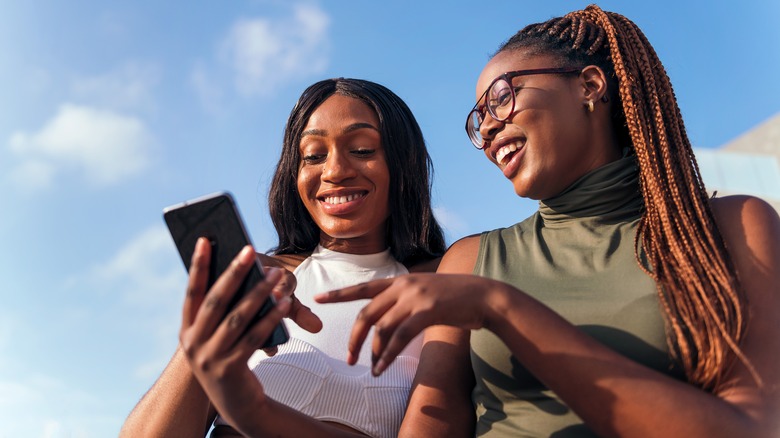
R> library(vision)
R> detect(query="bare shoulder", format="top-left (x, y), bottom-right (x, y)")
top-left (710, 195), bottom-right (780, 260)
top-left (407, 256), bottom-right (443, 273)
top-left (438, 234), bottom-right (482, 274)
top-left (403, 235), bottom-right (484, 273)
top-left (710, 194), bottom-right (780, 228)
top-left (710, 194), bottom-right (780, 327)
top-left (709, 198), bottom-right (780, 415)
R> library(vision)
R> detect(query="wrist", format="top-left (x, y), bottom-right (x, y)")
top-left (481, 279), bottom-right (514, 333)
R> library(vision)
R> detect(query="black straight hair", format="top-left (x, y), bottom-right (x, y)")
top-left (268, 78), bottom-right (446, 265)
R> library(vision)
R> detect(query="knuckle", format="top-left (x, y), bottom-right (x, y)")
top-left (227, 312), bottom-right (243, 329)
top-left (374, 324), bottom-right (390, 340)
top-left (395, 324), bottom-right (415, 341)
top-left (205, 295), bottom-right (222, 309)
top-left (185, 284), bottom-right (199, 298)
top-left (245, 332), bottom-right (263, 348)
top-left (179, 339), bottom-right (195, 359)
top-left (356, 307), bottom-right (371, 322)
top-left (194, 355), bottom-right (213, 373)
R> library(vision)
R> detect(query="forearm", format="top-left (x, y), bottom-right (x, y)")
top-left (223, 396), bottom-right (369, 438)
top-left (486, 283), bottom-right (764, 437)
top-left (119, 347), bottom-right (213, 438)
top-left (399, 327), bottom-right (475, 438)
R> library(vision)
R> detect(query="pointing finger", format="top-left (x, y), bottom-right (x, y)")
top-left (313, 278), bottom-right (393, 303)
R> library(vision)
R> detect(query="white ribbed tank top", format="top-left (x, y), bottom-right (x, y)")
top-left (214, 245), bottom-right (422, 438)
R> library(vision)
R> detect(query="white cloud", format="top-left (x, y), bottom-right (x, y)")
top-left (0, 313), bottom-right (21, 371)
top-left (6, 159), bottom-right (56, 191)
top-left (0, 380), bottom-right (39, 407)
top-left (0, 375), bottom-right (104, 438)
top-left (87, 225), bottom-right (185, 306)
top-left (433, 206), bottom-right (469, 238)
top-left (224, 4), bottom-right (330, 96)
top-left (71, 62), bottom-right (162, 112)
top-left (7, 104), bottom-right (155, 190)
top-left (194, 3), bottom-right (330, 103)
top-left (81, 225), bottom-right (185, 378)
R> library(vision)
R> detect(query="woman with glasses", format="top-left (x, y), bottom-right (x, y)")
top-left (119, 78), bottom-right (446, 437)
top-left (317, 5), bottom-right (780, 437)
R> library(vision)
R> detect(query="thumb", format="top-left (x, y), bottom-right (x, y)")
top-left (290, 297), bottom-right (323, 333)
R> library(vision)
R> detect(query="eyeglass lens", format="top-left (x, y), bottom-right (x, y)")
top-left (467, 109), bottom-right (484, 148)
top-left (467, 77), bottom-right (515, 149)
top-left (488, 79), bottom-right (514, 121)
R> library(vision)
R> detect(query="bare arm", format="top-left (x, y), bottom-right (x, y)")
top-left (479, 195), bottom-right (780, 437)
top-left (178, 239), bottom-right (380, 437)
top-left (400, 239), bottom-right (478, 437)
top-left (118, 347), bottom-right (215, 437)
top-left (318, 196), bottom-right (780, 437)
top-left (119, 251), bottom-right (313, 437)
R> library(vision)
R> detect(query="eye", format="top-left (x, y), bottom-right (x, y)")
top-left (351, 148), bottom-right (376, 157)
top-left (301, 153), bottom-right (326, 164)
top-left (491, 89), bottom-right (513, 108)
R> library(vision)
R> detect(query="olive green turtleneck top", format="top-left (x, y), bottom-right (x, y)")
top-left (471, 156), bottom-right (683, 437)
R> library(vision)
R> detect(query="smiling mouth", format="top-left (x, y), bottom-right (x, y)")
top-left (495, 139), bottom-right (525, 166)
top-left (319, 192), bottom-right (367, 205)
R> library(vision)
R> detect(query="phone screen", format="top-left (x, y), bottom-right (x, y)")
top-left (163, 192), bottom-right (288, 348)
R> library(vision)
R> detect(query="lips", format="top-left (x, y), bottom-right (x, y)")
top-left (316, 189), bottom-right (369, 214)
top-left (319, 191), bottom-right (367, 205)
top-left (491, 137), bottom-right (526, 167)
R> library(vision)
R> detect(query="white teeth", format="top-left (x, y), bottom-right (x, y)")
top-left (496, 143), bottom-right (519, 165)
top-left (323, 193), bottom-right (363, 205)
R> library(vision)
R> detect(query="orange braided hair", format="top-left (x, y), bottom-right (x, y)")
top-left (498, 4), bottom-right (757, 391)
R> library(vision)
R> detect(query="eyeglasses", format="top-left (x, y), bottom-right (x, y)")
top-left (465, 67), bottom-right (581, 149)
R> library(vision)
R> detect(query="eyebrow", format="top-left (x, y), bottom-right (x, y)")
top-left (301, 122), bottom-right (379, 138)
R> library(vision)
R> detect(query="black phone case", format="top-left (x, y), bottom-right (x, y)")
top-left (163, 192), bottom-right (288, 348)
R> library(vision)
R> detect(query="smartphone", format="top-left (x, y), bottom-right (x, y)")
top-left (163, 191), bottom-right (288, 348)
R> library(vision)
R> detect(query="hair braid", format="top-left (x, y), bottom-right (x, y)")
top-left (499, 4), bottom-right (756, 391)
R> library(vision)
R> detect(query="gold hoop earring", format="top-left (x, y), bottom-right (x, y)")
top-left (586, 100), bottom-right (594, 113)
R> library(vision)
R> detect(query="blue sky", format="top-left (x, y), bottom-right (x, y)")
top-left (1, 1), bottom-right (778, 436)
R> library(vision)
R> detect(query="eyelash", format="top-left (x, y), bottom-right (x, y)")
top-left (301, 148), bottom-right (376, 164)
top-left (351, 148), bottom-right (374, 156)
top-left (302, 154), bottom-right (325, 164)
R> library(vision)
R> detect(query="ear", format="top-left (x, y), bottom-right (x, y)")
top-left (579, 65), bottom-right (609, 103)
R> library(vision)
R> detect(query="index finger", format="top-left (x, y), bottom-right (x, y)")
top-left (182, 237), bottom-right (211, 329)
top-left (313, 278), bottom-right (393, 303)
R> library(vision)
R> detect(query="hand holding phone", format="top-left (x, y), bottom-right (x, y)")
top-left (163, 191), bottom-right (289, 348)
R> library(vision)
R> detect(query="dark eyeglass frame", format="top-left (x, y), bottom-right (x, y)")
top-left (465, 67), bottom-right (581, 149)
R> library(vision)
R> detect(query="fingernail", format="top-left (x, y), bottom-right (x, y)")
top-left (240, 245), bottom-right (254, 260)
top-left (372, 359), bottom-right (386, 376)
top-left (277, 296), bottom-right (292, 312)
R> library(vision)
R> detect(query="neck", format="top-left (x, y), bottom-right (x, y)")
top-left (318, 233), bottom-right (388, 255)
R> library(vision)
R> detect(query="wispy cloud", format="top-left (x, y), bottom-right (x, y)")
top-left (82, 225), bottom-right (186, 378)
top-left (192, 2), bottom-right (330, 107)
top-left (433, 206), bottom-right (469, 241)
top-left (7, 103), bottom-right (155, 190)
top-left (71, 62), bottom-right (162, 112)
top-left (0, 374), bottom-right (106, 438)
top-left (86, 225), bottom-right (184, 306)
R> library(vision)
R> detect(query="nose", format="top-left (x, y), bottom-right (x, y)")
top-left (321, 150), bottom-right (357, 183)
top-left (479, 113), bottom-right (505, 146)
